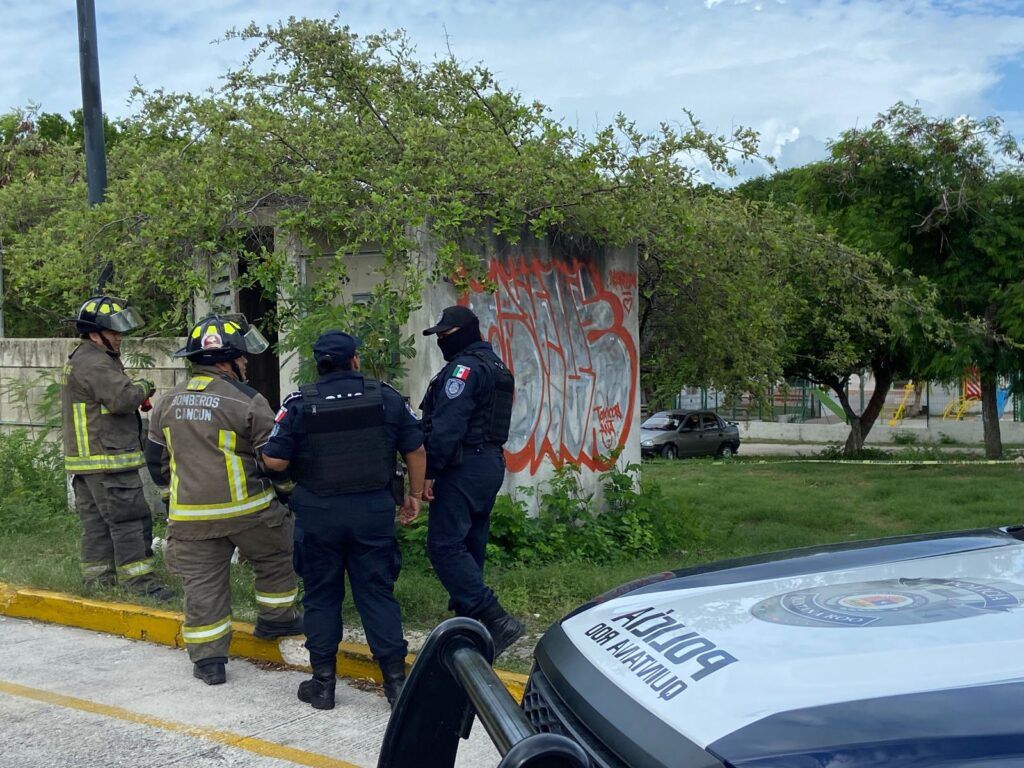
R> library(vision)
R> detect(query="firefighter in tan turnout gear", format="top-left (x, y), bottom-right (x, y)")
top-left (146, 314), bottom-right (303, 685)
top-left (61, 296), bottom-right (172, 600)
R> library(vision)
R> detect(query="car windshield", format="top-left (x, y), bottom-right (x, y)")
top-left (641, 416), bottom-right (680, 431)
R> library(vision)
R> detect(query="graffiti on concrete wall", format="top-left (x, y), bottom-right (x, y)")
top-left (468, 255), bottom-right (638, 474)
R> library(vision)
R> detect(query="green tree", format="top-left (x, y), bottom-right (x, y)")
top-left (0, 18), bottom-right (760, 384)
top-left (740, 104), bottom-right (1024, 455)
top-left (637, 193), bottom-right (807, 406)
top-left (0, 109), bottom-right (93, 337)
top-left (816, 104), bottom-right (1024, 457)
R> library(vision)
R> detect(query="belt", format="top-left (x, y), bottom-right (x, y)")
top-left (462, 441), bottom-right (504, 451)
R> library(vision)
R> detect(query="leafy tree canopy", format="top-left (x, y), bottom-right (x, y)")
top-left (0, 17), bottom-right (761, 382)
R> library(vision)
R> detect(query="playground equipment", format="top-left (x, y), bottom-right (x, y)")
top-left (943, 368), bottom-right (981, 421)
top-left (888, 381), bottom-right (915, 426)
top-left (942, 397), bottom-right (972, 420)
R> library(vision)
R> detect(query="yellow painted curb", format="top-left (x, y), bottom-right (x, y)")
top-left (0, 582), bottom-right (528, 701)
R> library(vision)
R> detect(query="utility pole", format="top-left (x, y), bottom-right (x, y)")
top-left (76, 0), bottom-right (107, 206)
top-left (0, 246), bottom-right (5, 338)
top-left (76, 0), bottom-right (115, 291)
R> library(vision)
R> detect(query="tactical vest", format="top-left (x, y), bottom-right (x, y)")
top-left (422, 349), bottom-right (514, 446)
top-left (466, 349), bottom-right (515, 445)
top-left (292, 379), bottom-right (395, 494)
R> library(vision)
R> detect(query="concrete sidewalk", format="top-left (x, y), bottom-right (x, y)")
top-left (0, 616), bottom-right (501, 768)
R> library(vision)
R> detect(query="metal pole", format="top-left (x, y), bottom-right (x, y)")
top-left (448, 645), bottom-right (534, 756)
top-left (0, 247), bottom-right (5, 338)
top-left (76, 0), bottom-right (107, 205)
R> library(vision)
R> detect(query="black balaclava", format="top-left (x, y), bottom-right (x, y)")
top-left (437, 320), bottom-right (482, 361)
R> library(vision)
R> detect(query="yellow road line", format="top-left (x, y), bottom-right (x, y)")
top-left (0, 679), bottom-right (361, 768)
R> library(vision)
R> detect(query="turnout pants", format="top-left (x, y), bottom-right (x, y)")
top-left (301, 507), bottom-right (407, 669)
top-left (426, 446), bottom-right (506, 618)
top-left (73, 470), bottom-right (157, 592)
top-left (165, 515), bottom-right (299, 663)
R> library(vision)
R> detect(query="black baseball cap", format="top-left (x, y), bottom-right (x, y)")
top-left (423, 305), bottom-right (479, 336)
top-left (313, 330), bottom-right (361, 363)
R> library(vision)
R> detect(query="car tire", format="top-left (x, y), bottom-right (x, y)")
top-left (716, 443), bottom-right (735, 459)
top-left (661, 444), bottom-right (677, 460)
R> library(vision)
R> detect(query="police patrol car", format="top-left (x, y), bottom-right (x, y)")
top-left (518, 526), bottom-right (1024, 767)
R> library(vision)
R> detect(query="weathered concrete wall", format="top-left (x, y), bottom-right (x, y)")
top-left (741, 419), bottom-right (1024, 445)
top-left (0, 338), bottom-right (188, 434)
top-left (404, 232), bottom-right (641, 501)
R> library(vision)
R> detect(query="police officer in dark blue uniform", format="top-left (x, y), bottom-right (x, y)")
top-left (420, 305), bottom-right (524, 658)
top-left (261, 331), bottom-right (426, 711)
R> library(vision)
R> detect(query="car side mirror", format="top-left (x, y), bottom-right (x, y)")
top-left (679, 426), bottom-right (692, 433)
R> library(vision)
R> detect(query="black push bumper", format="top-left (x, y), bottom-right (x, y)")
top-left (378, 617), bottom-right (589, 768)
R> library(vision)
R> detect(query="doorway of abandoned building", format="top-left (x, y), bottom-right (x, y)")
top-left (238, 228), bottom-right (281, 409)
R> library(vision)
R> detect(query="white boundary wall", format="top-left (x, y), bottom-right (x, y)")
top-left (741, 419), bottom-right (1024, 445)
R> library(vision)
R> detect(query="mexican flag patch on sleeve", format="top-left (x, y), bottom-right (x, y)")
top-left (452, 364), bottom-right (471, 380)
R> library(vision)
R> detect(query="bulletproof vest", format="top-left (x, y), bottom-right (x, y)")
top-left (291, 379), bottom-right (395, 494)
top-left (420, 379), bottom-right (438, 440)
top-left (466, 349), bottom-right (515, 445)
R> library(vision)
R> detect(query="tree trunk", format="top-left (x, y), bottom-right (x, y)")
top-left (911, 381), bottom-right (924, 416)
top-left (839, 365), bottom-right (893, 456)
top-left (980, 367), bottom-right (1003, 459)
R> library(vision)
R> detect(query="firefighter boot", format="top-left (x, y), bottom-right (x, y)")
top-left (254, 613), bottom-right (305, 640)
top-left (297, 663), bottom-right (336, 710)
top-left (132, 581), bottom-right (176, 603)
top-left (479, 603), bottom-right (525, 660)
top-left (380, 658), bottom-right (406, 710)
top-left (193, 657), bottom-right (227, 686)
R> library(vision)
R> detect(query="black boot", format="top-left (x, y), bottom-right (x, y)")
top-left (133, 582), bottom-right (175, 603)
top-left (297, 663), bottom-right (336, 710)
top-left (478, 603), bottom-right (525, 660)
top-left (254, 613), bottom-right (304, 640)
top-left (379, 658), bottom-right (406, 710)
top-left (193, 658), bottom-right (227, 686)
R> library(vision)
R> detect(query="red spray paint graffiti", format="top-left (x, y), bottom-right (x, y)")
top-left (609, 269), bottom-right (638, 314)
top-left (466, 255), bottom-right (638, 474)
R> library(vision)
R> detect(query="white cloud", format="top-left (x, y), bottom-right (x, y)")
top-left (1, 0), bottom-right (1022, 178)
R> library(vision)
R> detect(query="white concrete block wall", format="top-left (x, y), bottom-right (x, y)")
top-left (0, 338), bottom-right (187, 435)
top-left (740, 419), bottom-right (1024, 445)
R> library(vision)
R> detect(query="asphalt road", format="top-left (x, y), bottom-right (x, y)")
top-left (0, 616), bottom-right (501, 768)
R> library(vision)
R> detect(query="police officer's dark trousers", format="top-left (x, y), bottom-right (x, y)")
top-left (427, 444), bottom-right (505, 617)
top-left (300, 504), bottom-right (407, 669)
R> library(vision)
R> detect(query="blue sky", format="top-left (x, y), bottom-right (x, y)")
top-left (2, 0), bottom-right (1022, 180)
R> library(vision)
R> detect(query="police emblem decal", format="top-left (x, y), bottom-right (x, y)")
top-left (445, 378), bottom-right (466, 399)
top-left (751, 577), bottom-right (1024, 628)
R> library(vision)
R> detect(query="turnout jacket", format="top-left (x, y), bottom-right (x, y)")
top-left (146, 366), bottom-right (282, 540)
top-left (61, 341), bottom-right (148, 475)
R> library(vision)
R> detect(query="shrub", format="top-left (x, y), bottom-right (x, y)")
top-left (817, 445), bottom-right (892, 461)
top-left (398, 453), bottom-right (702, 568)
top-left (402, 457), bottom-right (697, 569)
top-left (893, 431), bottom-right (919, 445)
top-left (0, 430), bottom-right (69, 535)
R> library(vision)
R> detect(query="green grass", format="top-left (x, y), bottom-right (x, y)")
top-left (3, 454), bottom-right (1022, 674)
top-left (644, 458), bottom-right (1021, 558)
